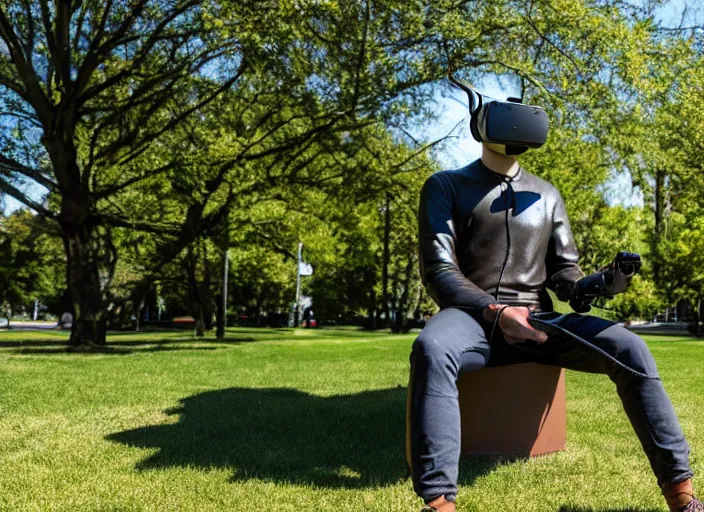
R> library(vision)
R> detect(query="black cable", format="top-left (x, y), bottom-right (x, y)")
top-left (490, 305), bottom-right (510, 342)
top-left (494, 179), bottom-right (512, 301)
top-left (528, 315), bottom-right (659, 379)
top-left (486, 177), bottom-right (513, 343)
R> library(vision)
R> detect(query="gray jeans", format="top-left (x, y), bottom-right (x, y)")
top-left (406, 308), bottom-right (693, 503)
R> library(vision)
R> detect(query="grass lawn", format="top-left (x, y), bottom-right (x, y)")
top-left (0, 328), bottom-right (702, 511)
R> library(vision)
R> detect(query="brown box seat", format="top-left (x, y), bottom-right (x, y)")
top-left (457, 363), bottom-right (566, 457)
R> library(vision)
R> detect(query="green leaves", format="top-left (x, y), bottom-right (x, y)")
top-left (1, 0), bottom-right (702, 328)
top-left (0, 210), bottom-right (64, 316)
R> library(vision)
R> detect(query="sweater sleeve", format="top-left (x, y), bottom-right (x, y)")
top-left (418, 173), bottom-right (498, 312)
top-left (546, 192), bottom-right (584, 301)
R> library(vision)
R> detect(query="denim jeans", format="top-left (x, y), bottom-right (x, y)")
top-left (406, 308), bottom-right (693, 503)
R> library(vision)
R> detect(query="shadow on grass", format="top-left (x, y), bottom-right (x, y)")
top-left (0, 339), bottom-right (68, 348)
top-left (107, 386), bottom-right (504, 489)
top-left (8, 345), bottom-right (226, 355)
top-left (0, 336), bottom-right (259, 355)
top-left (558, 508), bottom-right (663, 512)
top-left (0, 328), bottom-right (392, 355)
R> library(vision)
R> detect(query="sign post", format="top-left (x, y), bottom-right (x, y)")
top-left (295, 242), bottom-right (303, 327)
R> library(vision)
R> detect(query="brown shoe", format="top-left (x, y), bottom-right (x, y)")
top-left (421, 495), bottom-right (456, 512)
top-left (663, 479), bottom-right (701, 511)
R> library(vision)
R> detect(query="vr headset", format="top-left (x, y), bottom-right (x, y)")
top-left (448, 74), bottom-right (549, 155)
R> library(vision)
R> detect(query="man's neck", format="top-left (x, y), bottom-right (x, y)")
top-left (481, 146), bottom-right (520, 177)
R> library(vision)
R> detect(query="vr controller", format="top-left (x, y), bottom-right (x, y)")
top-left (569, 252), bottom-right (642, 313)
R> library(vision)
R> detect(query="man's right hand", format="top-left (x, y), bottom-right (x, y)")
top-left (483, 304), bottom-right (549, 345)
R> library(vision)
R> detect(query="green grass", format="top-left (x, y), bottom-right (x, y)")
top-left (0, 328), bottom-right (702, 511)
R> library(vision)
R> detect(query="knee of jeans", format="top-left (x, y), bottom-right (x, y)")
top-left (606, 327), bottom-right (660, 378)
top-left (411, 333), bottom-right (457, 377)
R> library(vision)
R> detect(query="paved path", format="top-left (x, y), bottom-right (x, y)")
top-left (1, 321), bottom-right (62, 331)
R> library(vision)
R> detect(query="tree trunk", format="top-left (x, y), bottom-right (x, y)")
top-left (202, 243), bottom-right (214, 331)
top-left (216, 295), bottom-right (224, 337)
top-left (381, 192), bottom-right (391, 328)
top-left (51, 130), bottom-right (108, 346)
top-left (135, 297), bottom-right (145, 332)
top-left (203, 299), bottom-right (214, 331)
top-left (63, 223), bottom-right (107, 346)
top-left (392, 256), bottom-right (414, 334)
top-left (185, 247), bottom-right (206, 337)
top-left (216, 248), bottom-right (229, 339)
top-left (652, 170), bottom-right (666, 287)
top-left (194, 304), bottom-right (206, 337)
top-left (366, 266), bottom-right (377, 330)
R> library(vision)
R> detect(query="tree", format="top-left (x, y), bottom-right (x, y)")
top-left (0, 209), bottom-right (64, 323)
top-left (0, 0), bottom-right (440, 344)
top-left (0, 0), bottom-right (252, 344)
top-left (644, 56), bottom-right (704, 330)
top-left (292, 125), bottom-right (439, 330)
top-left (594, 24), bottom-right (702, 317)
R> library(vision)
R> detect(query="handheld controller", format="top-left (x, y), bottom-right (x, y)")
top-left (569, 252), bottom-right (642, 313)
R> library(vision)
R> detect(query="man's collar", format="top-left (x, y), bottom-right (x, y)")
top-left (476, 158), bottom-right (523, 182)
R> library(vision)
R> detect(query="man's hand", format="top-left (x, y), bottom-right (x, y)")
top-left (483, 304), bottom-right (549, 345)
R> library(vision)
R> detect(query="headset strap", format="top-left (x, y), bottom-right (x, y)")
top-left (447, 72), bottom-right (482, 116)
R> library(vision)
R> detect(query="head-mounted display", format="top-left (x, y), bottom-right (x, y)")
top-left (448, 74), bottom-right (549, 156)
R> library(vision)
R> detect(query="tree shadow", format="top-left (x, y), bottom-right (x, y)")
top-left (558, 508), bottom-right (663, 512)
top-left (0, 329), bottom-right (376, 352)
top-left (107, 386), bottom-right (503, 489)
top-left (0, 339), bottom-right (69, 348)
top-left (0, 336), bottom-right (258, 355)
top-left (225, 328), bottom-right (287, 335)
top-left (7, 344), bottom-right (226, 355)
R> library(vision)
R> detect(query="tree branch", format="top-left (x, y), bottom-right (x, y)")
top-left (0, 105), bottom-right (42, 127)
top-left (75, 0), bottom-right (150, 95)
top-left (54, 0), bottom-right (72, 89)
top-left (20, 0), bottom-right (35, 58)
top-left (464, 58), bottom-right (557, 103)
top-left (249, 231), bottom-right (297, 260)
top-left (0, 75), bottom-right (32, 104)
top-left (96, 57), bottom-right (247, 169)
top-left (78, 1), bottom-right (201, 103)
top-left (0, 178), bottom-right (53, 216)
top-left (94, 162), bottom-right (177, 199)
top-left (522, 14), bottom-right (582, 77)
top-left (98, 213), bottom-right (181, 236)
top-left (390, 122), bottom-right (462, 172)
top-left (0, 153), bottom-right (58, 191)
top-left (0, 6), bottom-right (52, 124)
top-left (243, 115), bottom-right (349, 162)
top-left (72, 0), bottom-right (90, 57)
top-left (38, 0), bottom-right (58, 81)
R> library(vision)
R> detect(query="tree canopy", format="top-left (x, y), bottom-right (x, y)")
top-left (2, 0), bottom-right (703, 340)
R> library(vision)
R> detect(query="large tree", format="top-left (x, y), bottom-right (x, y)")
top-left (0, 0), bottom-right (443, 344)
top-left (0, 0), bottom-right (255, 344)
